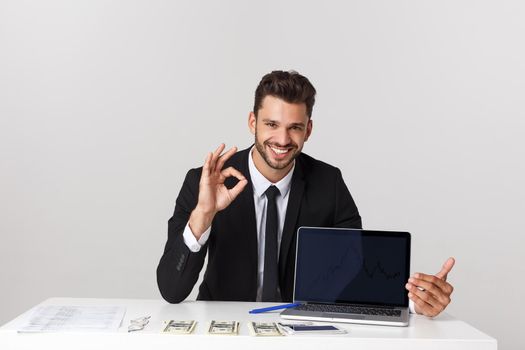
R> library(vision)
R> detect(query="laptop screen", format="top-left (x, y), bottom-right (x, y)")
top-left (294, 227), bottom-right (410, 307)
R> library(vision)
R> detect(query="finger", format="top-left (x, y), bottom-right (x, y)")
top-left (414, 283), bottom-right (450, 312)
top-left (436, 257), bottom-right (456, 281)
top-left (408, 291), bottom-right (440, 317)
top-left (201, 152), bottom-right (213, 177)
top-left (406, 283), bottom-right (444, 315)
top-left (215, 146), bottom-right (238, 173)
top-left (209, 143), bottom-right (226, 172)
top-left (220, 166), bottom-right (246, 181)
top-left (408, 291), bottom-right (433, 316)
top-left (407, 279), bottom-right (451, 306)
top-left (411, 273), bottom-right (454, 297)
top-left (410, 273), bottom-right (449, 293)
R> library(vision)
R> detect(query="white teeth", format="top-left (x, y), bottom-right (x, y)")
top-left (270, 146), bottom-right (289, 154)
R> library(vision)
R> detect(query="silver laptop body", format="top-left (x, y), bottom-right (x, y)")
top-left (281, 227), bottom-right (411, 327)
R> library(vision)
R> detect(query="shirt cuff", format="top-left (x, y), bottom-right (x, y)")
top-left (182, 223), bottom-right (211, 252)
top-left (409, 299), bottom-right (416, 314)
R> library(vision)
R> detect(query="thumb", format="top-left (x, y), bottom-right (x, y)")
top-left (436, 257), bottom-right (456, 281)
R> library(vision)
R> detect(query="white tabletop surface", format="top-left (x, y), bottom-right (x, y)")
top-left (0, 297), bottom-right (497, 350)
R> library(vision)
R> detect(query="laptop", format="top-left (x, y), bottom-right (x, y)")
top-left (281, 227), bottom-right (411, 327)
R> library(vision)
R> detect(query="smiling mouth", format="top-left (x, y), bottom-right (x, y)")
top-left (267, 145), bottom-right (295, 159)
top-left (270, 146), bottom-right (290, 154)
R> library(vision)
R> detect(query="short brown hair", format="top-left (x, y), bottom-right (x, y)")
top-left (253, 70), bottom-right (316, 118)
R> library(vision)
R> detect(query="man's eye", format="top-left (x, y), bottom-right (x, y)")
top-left (266, 123), bottom-right (277, 128)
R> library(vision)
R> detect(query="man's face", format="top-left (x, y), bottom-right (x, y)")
top-left (249, 95), bottom-right (312, 174)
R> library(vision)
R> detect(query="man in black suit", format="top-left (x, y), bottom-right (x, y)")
top-left (157, 70), bottom-right (455, 317)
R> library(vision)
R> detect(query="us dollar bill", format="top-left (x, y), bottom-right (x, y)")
top-left (208, 320), bottom-right (239, 335)
top-left (162, 320), bottom-right (196, 334)
top-left (247, 322), bottom-right (283, 336)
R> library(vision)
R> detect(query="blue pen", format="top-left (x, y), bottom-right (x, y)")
top-left (249, 303), bottom-right (301, 314)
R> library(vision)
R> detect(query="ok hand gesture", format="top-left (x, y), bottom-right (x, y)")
top-left (188, 144), bottom-right (248, 239)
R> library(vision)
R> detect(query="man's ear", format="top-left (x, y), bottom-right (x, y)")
top-left (304, 119), bottom-right (313, 141)
top-left (248, 112), bottom-right (256, 135)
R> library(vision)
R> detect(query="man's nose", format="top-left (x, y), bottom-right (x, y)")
top-left (274, 127), bottom-right (291, 146)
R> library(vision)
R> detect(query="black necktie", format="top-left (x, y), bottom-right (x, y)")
top-left (262, 185), bottom-right (280, 302)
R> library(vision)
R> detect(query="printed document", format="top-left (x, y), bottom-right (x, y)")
top-left (18, 305), bottom-right (126, 333)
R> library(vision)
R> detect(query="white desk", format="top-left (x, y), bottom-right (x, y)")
top-left (0, 297), bottom-right (497, 350)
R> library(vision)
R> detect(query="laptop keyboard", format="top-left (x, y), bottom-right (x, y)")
top-left (296, 303), bottom-right (402, 317)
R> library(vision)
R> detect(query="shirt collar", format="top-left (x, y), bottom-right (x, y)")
top-left (248, 146), bottom-right (294, 198)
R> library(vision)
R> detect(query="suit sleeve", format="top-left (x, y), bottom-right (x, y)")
top-left (333, 168), bottom-right (363, 229)
top-left (156, 168), bottom-right (208, 303)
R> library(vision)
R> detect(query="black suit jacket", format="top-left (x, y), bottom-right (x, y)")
top-left (157, 147), bottom-right (362, 303)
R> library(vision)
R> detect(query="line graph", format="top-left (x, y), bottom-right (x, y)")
top-left (362, 259), bottom-right (401, 280)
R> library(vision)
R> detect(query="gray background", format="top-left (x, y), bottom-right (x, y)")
top-left (1, 0), bottom-right (523, 349)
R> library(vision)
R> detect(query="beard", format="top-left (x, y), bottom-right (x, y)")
top-left (254, 130), bottom-right (301, 170)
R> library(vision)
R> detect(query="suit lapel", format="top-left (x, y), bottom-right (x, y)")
top-left (279, 159), bottom-right (305, 280)
top-left (235, 147), bottom-right (259, 272)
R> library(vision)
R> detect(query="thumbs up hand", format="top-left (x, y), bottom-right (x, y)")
top-left (405, 257), bottom-right (456, 317)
